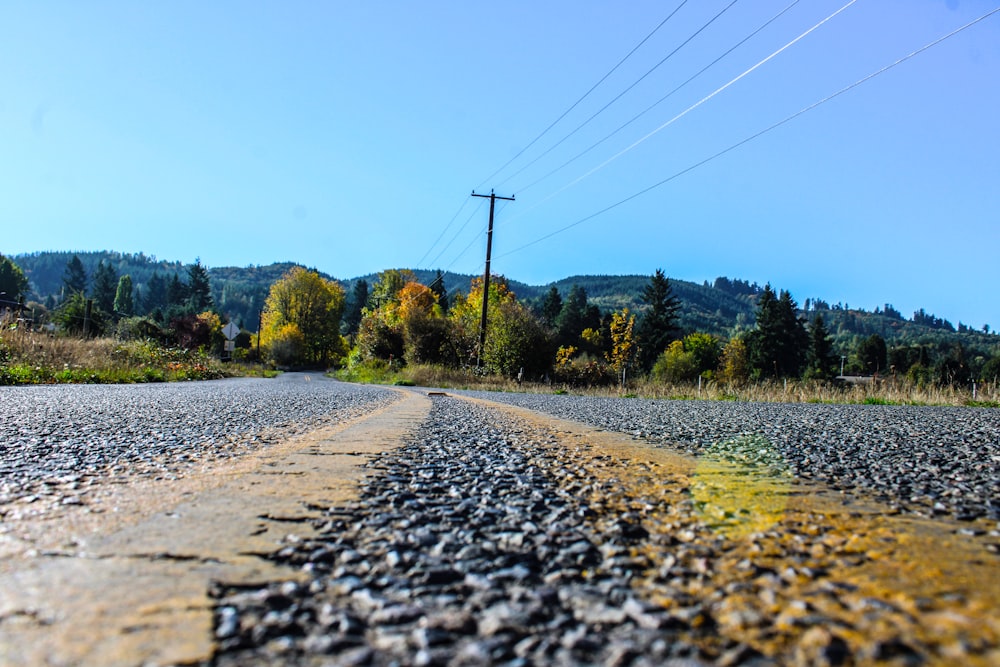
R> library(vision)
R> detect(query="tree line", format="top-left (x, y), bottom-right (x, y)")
top-left (4, 252), bottom-right (997, 387)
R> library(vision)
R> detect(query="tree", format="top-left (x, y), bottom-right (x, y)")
top-left (342, 279), bottom-right (368, 337)
top-left (91, 261), bottom-right (118, 313)
top-left (166, 272), bottom-right (187, 310)
top-left (541, 286), bottom-right (563, 329)
top-left (260, 267), bottom-right (347, 367)
top-left (430, 270), bottom-right (449, 314)
top-left (186, 259), bottom-right (213, 312)
top-left (605, 308), bottom-right (638, 384)
top-left (56, 291), bottom-right (105, 337)
top-left (114, 275), bottom-right (135, 316)
top-left (856, 333), bottom-right (887, 375)
top-left (652, 340), bottom-right (697, 383)
top-left (746, 285), bottom-right (809, 378)
top-left (637, 269), bottom-right (681, 371)
top-left (556, 285), bottom-right (598, 348)
top-left (144, 271), bottom-right (168, 315)
top-left (61, 255), bottom-right (88, 299)
top-left (717, 336), bottom-right (750, 385)
top-left (805, 314), bottom-right (837, 380)
top-left (683, 332), bottom-right (721, 378)
top-left (0, 254), bottom-right (29, 306)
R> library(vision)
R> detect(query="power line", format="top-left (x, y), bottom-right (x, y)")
top-left (498, 5), bottom-right (1000, 260)
top-left (511, 0), bottom-right (803, 195)
top-left (475, 0), bottom-right (690, 190)
top-left (425, 198), bottom-right (486, 269)
top-left (415, 196), bottom-right (473, 268)
top-left (497, 0), bottom-right (742, 191)
top-left (536, 0), bottom-right (858, 208)
top-left (499, 0), bottom-right (859, 227)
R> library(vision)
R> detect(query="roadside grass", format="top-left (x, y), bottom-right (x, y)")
top-left (333, 360), bottom-right (997, 408)
top-left (0, 324), bottom-right (240, 385)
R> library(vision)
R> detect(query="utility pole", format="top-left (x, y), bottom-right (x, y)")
top-left (471, 189), bottom-right (514, 368)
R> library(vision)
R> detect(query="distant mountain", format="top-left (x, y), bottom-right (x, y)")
top-left (11, 251), bottom-right (997, 356)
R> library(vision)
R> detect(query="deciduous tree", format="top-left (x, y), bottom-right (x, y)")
top-left (261, 267), bottom-right (347, 367)
top-left (0, 254), bottom-right (29, 306)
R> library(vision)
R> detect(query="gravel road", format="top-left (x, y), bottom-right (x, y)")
top-left (209, 391), bottom-right (1000, 666)
top-left (3, 379), bottom-right (999, 665)
top-left (457, 392), bottom-right (1000, 522)
top-left (0, 373), bottom-right (397, 507)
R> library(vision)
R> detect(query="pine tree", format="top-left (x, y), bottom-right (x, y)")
top-left (342, 279), bottom-right (368, 337)
top-left (91, 261), bottom-right (119, 313)
top-left (144, 271), bottom-right (168, 314)
top-left (430, 270), bottom-right (448, 313)
top-left (541, 286), bottom-right (562, 329)
top-left (805, 314), bottom-right (836, 380)
top-left (61, 255), bottom-right (88, 299)
top-left (556, 285), bottom-right (589, 348)
top-left (186, 259), bottom-right (213, 311)
top-left (0, 254), bottom-right (29, 305)
top-left (637, 269), bottom-right (681, 371)
top-left (746, 285), bottom-right (809, 378)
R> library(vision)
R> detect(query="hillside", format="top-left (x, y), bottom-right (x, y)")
top-left (11, 251), bottom-right (998, 359)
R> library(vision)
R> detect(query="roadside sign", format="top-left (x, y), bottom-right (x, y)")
top-left (223, 322), bottom-right (240, 340)
top-left (224, 340), bottom-right (236, 352)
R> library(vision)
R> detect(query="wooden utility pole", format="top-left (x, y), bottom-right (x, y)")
top-left (471, 189), bottom-right (514, 367)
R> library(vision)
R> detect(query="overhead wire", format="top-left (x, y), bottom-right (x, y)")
top-left (425, 197), bottom-right (487, 269)
top-left (415, 196), bottom-right (473, 268)
top-left (497, 5), bottom-right (1000, 259)
top-left (475, 0), bottom-right (690, 190)
top-left (511, 0), bottom-right (803, 196)
top-left (497, 0), bottom-right (742, 191)
top-left (498, 0), bottom-right (859, 227)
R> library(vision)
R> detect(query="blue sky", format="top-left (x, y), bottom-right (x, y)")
top-left (2, 1), bottom-right (998, 329)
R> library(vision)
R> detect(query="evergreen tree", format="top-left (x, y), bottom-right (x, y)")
top-left (856, 334), bottom-right (888, 375)
top-left (556, 284), bottom-right (589, 348)
top-left (61, 255), bottom-right (88, 299)
top-left (541, 286), bottom-right (563, 329)
top-left (746, 285), bottom-right (809, 378)
top-left (430, 270), bottom-right (448, 313)
top-left (144, 271), bottom-right (168, 315)
top-left (0, 254), bottom-right (29, 305)
top-left (805, 314), bottom-right (836, 380)
top-left (342, 279), bottom-right (368, 337)
top-left (186, 259), bottom-right (213, 311)
top-left (91, 261), bottom-right (118, 313)
top-left (114, 274), bottom-right (134, 316)
top-left (637, 269), bottom-right (681, 371)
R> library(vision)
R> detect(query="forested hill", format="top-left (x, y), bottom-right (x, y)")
top-left (11, 251), bottom-right (996, 353)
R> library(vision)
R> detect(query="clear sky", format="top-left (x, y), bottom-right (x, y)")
top-left (2, 1), bottom-right (998, 329)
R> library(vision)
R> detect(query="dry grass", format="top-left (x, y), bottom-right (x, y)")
top-left (389, 363), bottom-right (997, 408)
top-left (0, 315), bottom-right (232, 384)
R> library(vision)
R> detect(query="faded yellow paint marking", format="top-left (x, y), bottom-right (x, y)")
top-left (0, 387), bottom-right (430, 667)
top-left (465, 395), bottom-right (1000, 665)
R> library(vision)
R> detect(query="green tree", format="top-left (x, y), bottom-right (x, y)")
top-left (856, 333), bottom-right (887, 375)
top-left (261, 267), bottom-right (347, 367)
top-left (342, 279), bottom-right (368, 337)
top-left (0, 254), bottom-right (29, 306)
top-left (652, 340), bottom-right (697, 383)
top-left (166, 272), bottom-right (187, 310)
top-left (430, 270), bottom-right (449, 314)
top-left (56, 292), bottom-right (105, 337)
top-left (746, 285), bottom-right (809, 378)
top-left (114, 275), bottom-right (135, 316)
top-left (541, 286), bottom-right (563, 329)
top-left (144, 271), bottom-right (168, 315)
top-left (91, 261), bottom-right (118, 313)
top-left (805, 314), bottom-right (837, 380)
top-left (637, 269), bottom-right (681, 371)
top-left (186, 259), bottom-right (213, 312)
top-left (683, 332), bottom-right (721, 378)
top-left (555, 285), bottom-right (599, 348)
top-left (61, 255), bottom-right (88, 299)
